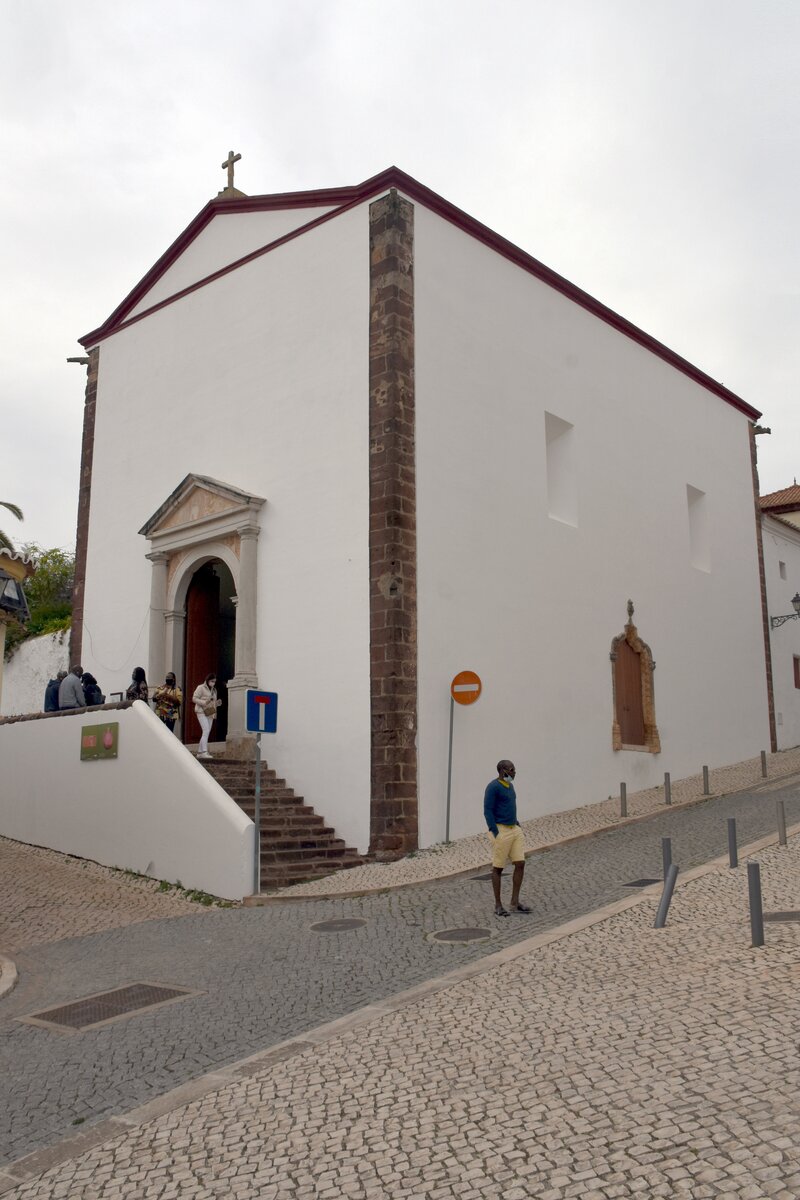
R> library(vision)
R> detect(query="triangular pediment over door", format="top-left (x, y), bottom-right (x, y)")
top-left (139, 474), bottom-right (265, 546)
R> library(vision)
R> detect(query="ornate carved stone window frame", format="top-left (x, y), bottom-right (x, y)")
top-left (610, 600), bottom-right (661, 754)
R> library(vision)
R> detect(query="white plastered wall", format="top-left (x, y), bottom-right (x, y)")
top-left (762, 514), bottom-right (800, 749)
top-left (412, 202), bottom-right (770, 845)
top-left (0, 702), bottom-right (254, 899)
top-left (0, 629), bottom-right (69, 717)
top-left (81, 202), bottom-right (372, 853)
top-left (127, 206), bottom-right (336, 318)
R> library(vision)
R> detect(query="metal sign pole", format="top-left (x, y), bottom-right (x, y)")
top-left (254, 732), bottom-right (262, 895)
top-left (445, 695), bottom-right (454, 843)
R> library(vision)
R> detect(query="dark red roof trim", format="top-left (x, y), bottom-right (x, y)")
top-left (79, 166), bottom-right (760, 420)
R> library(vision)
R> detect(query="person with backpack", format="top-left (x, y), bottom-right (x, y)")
top-left (82, 672), bottom-right (105, 706)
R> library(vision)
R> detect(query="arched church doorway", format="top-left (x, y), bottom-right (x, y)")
top-left (183, 560), bottom-right (236, 746)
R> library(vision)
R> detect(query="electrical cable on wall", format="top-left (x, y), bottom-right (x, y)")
top-left (81, 605), bottom-right (151, 674)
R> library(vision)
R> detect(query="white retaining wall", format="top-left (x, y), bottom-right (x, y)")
top-left (0, 700), bottom-right (255, 900)
top-left (1, 629), bottom-right (69, 717)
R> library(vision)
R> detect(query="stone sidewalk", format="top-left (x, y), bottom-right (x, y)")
top-left (2, 825), bottom-right (799, 1196)
top-left (0, 838), bottom-right (205, 957)
top-left (276, 746), bottom-right (800, 897)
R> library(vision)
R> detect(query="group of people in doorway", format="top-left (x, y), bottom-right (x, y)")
top-left (42, 664), bottom-right (222, 756)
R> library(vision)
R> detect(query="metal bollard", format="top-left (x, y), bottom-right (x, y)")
top-left (761, 750), bottom-right (767, 778)
top-left (620, 782), bottom-right (627, 818)
top-left (777, 799), bottom-right (787, 847)
top-left (662, 836), bottom-right (672, 880)
top-left (727, 817), bottom-right (738, 868)
top-left (702, 765), bottom-right (709, 795)
top-left (654, 864), bottom-right (679, 928)
top-left (664, 772), bottom-right (672, 805)
top-left (747, 861), bottom-right (765, 947)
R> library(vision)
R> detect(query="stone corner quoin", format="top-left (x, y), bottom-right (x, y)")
top-left (368, 190), bottom-right (418, 859)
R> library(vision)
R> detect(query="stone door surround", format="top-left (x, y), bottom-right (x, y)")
top-left (139, 474), bottom-right (264, 752)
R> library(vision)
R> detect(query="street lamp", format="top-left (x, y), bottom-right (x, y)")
top-left (770, 593), bottom-right (800, 629)
top-left (0, 570), bottom-right (31, 624)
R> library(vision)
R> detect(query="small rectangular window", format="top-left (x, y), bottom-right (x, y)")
top-left (545, 412), bottom-right (577, 527)
top-left (794, 656), bottom-right (800, 690)
top-left (687, 485), bottom-right (710, 572)
top-left (780, 561), bottom-right (787, 580)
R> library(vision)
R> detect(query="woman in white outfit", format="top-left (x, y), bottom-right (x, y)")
top-left (192, 673), bottom-right (221, 758)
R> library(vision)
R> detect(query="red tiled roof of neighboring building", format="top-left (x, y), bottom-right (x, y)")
top-left (760, 485), bottom-right (800, 510)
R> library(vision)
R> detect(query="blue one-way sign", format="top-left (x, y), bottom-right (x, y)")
top-left (246, 690), bottom-right (278, 734)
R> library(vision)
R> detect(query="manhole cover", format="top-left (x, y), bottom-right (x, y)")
top-left (622, 878), bottom-right (661, 888)
top-left (310, 918), bottom-right (367, 933)
top-left (764, 911), bottom-right (800, 923)
top-left (20, 983), bottom-right (199, 1033)
top-left (430, 927), bottom-right (492, 944)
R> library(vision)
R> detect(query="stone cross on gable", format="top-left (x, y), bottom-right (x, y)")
top-left (221, 150), bottom-right (241, 190)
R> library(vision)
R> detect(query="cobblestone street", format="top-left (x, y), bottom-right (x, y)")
top-left (2, 769), bottom-right (800, 1193)
top-left (2, 803), bottom-right (800, 1195)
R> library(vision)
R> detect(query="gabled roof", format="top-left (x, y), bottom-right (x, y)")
top-left (760, 484), bottom-right (800, 511)
top-left (80, 165), bottom-right (759, 421)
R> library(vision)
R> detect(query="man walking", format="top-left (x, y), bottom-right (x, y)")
top-left (484, 759), bottom-right (532, 917)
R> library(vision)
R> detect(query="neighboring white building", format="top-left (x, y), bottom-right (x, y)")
top-left (69, 165), bottom-right (772, 858)
top-left (761, 487), bottom-right (800, 750)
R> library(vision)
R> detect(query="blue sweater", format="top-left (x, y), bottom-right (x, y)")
top-left (484, 778), bottom-right (518, 836)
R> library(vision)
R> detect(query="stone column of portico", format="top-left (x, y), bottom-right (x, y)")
top-left (146, 551), bottom-right (170, 686)
top-left (226, 524), bottom-right (260, 757)
top-left (164, 608), bottom-right (186, 737)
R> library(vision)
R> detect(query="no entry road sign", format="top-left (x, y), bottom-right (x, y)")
top-left (450, 670), bottom-right (482, 706)
top-left (246, 690), bottom-right (278, 734)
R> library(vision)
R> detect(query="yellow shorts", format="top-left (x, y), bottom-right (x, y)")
top-left (489, 824), bottom-right (525, 869)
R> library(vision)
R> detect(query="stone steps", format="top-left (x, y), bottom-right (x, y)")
top-left (260, 857), bottom-right (364, 888)
top-left (198, 756), bottom-right (366, 891)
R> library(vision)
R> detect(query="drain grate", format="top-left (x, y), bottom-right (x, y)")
top-left (310, 918), bottom-right (367, 933)
top-left (764, 911), bottom-right (800, 923)
top-left (20, 982), bottom-right (199, 1033)
top-left (430, 927), bottom-right (492, 944)
top-left (622, 878), bottom-right (661, 888)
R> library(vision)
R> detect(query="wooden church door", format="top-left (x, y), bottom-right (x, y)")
top-left (183, 565), bottom-right (221, 746)
top-left (615, 639), bottom-right (645, 746)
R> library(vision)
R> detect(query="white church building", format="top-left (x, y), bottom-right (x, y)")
top-left (70, 163), bottom-right (773, 860)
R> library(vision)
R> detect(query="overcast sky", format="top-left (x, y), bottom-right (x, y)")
top-left (2, 0), bottom-right (798, 550)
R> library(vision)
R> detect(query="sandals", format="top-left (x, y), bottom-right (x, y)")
top-left (495, 905), bottom-right (510, 917)
top-left (511, 902), bottom-right (533, 914)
